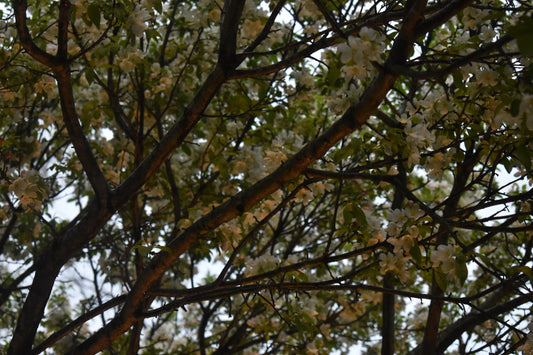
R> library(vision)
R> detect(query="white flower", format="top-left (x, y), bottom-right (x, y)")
top-left (299, 0), bottom-right (321, 19)
top-left (379, 252), bottom-right (410, 282)
top-left (386, 221), bottom-right (402, 238)
top-left (342, 64), bottom-right (367, 80)
top-left (263, 150), bottom-right (287, 170)
top-left (359, 26), bottom-right (379, 42)
top-left (379, 253), bottom-right (397, 274)
top-left (243, 254), bottom-right (279, 276)
top-left (292, 70), bottom-right (314, 88)
top-left (426, 152), bottom-right (447, 176)
top-left (128, 7), bottom-right (150, 37)
top-left (338, 36), bottom-right (359, 64)
top-left (241, 19), bottom-right (263, 40)
top-left (367, 229), bottom-right (385, 246)
top-left (479, 25), bottom-right (496, 42)
top-left (154, 76), bottom-right (172, 93)
top-left (119, 59), bottom-right (135, 73)
top-left (389, 234), bottom-right (415, 255)
top-left (431, 244), bottom-right (455, 274)
top-left (477, 66), bottom-right (498, 86)
top-left (405, 121), bottom-right (434, 146)
top-left (9, 170), bottom-right (47, 211)
top-left (493, 110), bottom-right (519, 128)
top-left (35, 76), bottom-right (56, 96)
top-left (149, 62), bottom-right (161, 78)
top-left (337, 27), bottom-right (384, 81)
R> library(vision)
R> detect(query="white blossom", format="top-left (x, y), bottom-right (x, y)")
top-left (379, 252), bottom-right (410, 282)
top-left (241, 19), bottom-right (263, 40)
top-left (389, 234), bottom-right (415, 255)
top-left (337, 27), bottom-right (384, 81)
top-left (119, 58), bottom-right (136, 73)
top-left (426, 152), bottom-right (447, 177)
top-left (9, 170), bottom-right (47, 211)
top-left (477, 67), bottom-right (498, 86)
top-left (431, 244), bottom-right (455, 274)
top-left (479, 25), bottom-right (496, 42)
top-left (128, 7), bottom-right (150, 37)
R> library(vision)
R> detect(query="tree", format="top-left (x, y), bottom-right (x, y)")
top-left (1, 0), bottom-right (533, 353)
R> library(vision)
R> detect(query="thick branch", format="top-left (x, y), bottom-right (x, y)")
top-left (55, 66), bottom-right (110, 205)
top-left (12, 0), bottom-right (57, 66)
top-left (409, 288), bottom-right (533, 355)
top-left (57, 0), bottom-right (69, 59)
top-left (218, 0), bottom-right (246, 69)
top-left (8, 263), bottom-right (61, 355)
top-left (422, 146), bottom-right (481, 355)
top-left (32, 295), bottom-right (127, 354)
top-left (416, 0), bottom-right (476, 36)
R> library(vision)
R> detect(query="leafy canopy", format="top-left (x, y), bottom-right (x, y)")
top-left (1, 0), bottom-right (533, 354)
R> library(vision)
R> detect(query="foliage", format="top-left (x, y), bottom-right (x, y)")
top-left (1, 0), bottom-right (533, 354)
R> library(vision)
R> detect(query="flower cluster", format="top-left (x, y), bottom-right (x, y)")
top-left (127, 6), bottom-right (151, 37)
top-left (385, 207), bottom-right (423, 238)
top-left (338, 27), bottom-right (385, 81)
top-left (430, 244), bottom-right (467, 285)
top-left (379, 252), bottom-right (410, 282)
top-left (8, 170), bottom-right (47, 211)
top-left (243, 253), bottom-right (279, 277)
top-left (403, 117), bottom-right (436, 168)
top-left (431, 244), bottom-right (455, 274)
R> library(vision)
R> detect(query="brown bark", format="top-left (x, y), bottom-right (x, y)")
top-left (421, 148), bottom-right (480, 355)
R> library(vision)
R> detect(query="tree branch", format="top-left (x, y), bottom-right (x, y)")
top-left (54, 65), bottom-right (110, 205)
top-left (12, 0), bottom-right (57, 67)
top-left (32, 295), bottom-right (127, 354)
top-left (67, 2), bottom-right (434, 348)
top-left (422, 145), bottom-right (481, 355)
top-left (218, 0), bottom-right (246, 70)
top-left (409, 287), bottom-right (533, 355)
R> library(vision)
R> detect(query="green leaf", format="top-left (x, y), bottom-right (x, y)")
top-left (477, 253), bottom-right (493, 268)
top-left (154, 245), bottom-right (172, 254)
top-left (454, 254), bottom-right (468, 286)
top-left (84, 68), bottom-right (95, 85)
top-left (435, 270), bottom-right (448, 292)
top-left (352, 205), bottom-right (367, 228)
top-left (501, 156), bottom-right (513, 174)
top-left (409, 241), bottom-right (422, 265)
top-left (513, 144), bottom-right (532, 171)
top-left (509, 266), bottom-right (533, 285)
top-left (327, 65), bottom-right (340, 87)
top-left (452, 70), bottom-right (464, 89)
top-left (331, 146), bottom-right (352, 162)
top-left (182, 144), bottom-right (191, 156)
top-left (153, 0), bottom-right (163, 14)
top-left (132, 243), bottom-right (151, 257)
top-left (509, 16), bottom-right (533, 57)
top-left (87, 3), bottom-right (101, 28)
top-left (342, 207), bottom-right (353, 224)
top-left (510, 99), bottom-right (521, 116)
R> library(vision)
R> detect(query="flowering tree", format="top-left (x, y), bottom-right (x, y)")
top-left (1, 0), bottom-right (533, 354)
